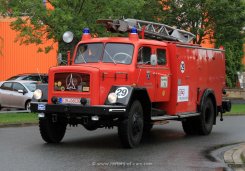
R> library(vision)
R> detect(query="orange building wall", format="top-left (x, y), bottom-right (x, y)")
top-left (0, 17), bottom-right (58, 81)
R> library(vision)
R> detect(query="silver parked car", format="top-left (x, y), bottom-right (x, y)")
top-left (0, 81), bottom-right (37, 110)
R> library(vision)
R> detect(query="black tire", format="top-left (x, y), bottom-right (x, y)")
top-left (143, 123), bottom-right (153, 134)
top-left (25, 100), bottom-right (31, 111)
top-left (118, 100), bottom-right (144, 148)
top-left (39, 116), bottom-right (67, 143)
top-left (182, 117), bottom-right (199, 135)
top-left (197, 98), bottom-right (215, 135)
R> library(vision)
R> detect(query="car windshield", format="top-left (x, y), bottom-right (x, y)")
top-left (75, 43), bottom-right (103, 64)
top-left (74, 43), bottom-right (134, 64)
top-left (23, 82), bottom-right (37, 92)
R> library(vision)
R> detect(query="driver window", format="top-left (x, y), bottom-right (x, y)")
top-left (137, 47), bottom-right (151, 65)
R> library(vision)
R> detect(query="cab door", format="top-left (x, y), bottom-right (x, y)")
top-left (153, 47), bottom-right (171, 102)
top-left (136, 46), bottom-right (156, 101)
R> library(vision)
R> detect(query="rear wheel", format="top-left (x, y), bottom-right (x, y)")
top-left (182, 98), bottom-right (215, 135)
top-left (182, 117), bottom-right (198, 135)
top-left (118, 100), bottom-right (144, 148)
top-left (39, 116), bottom-right (67, 143)
top-left (198, 98), bottom-right (215, 135)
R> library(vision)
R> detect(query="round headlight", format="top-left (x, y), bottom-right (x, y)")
top-left (33, 89), bottom-right (42, 100)
top-left (62, 31), bottom-right (74, 43)
top-left (108, 92), bottom-right (117, 104)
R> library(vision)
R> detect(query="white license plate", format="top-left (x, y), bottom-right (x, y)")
top-left (59, 98), bottom-right (80, 104)
top-left (38, 104), bottom-right (46, 111)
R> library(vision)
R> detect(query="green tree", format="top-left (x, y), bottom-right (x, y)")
top-left (138, 0), bottom-right (244, 87)
top-left (207, 0), bottom-right (245, 87)
top-left (0, 0), bottom-right (145, 54)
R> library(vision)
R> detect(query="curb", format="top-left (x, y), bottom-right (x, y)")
top-left (224, 143), bottom-right (245, 170)
top-left (0, 123), bottom-right (38, 128)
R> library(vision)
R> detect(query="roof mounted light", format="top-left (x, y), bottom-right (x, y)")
top-left (83, 28), bottom-right (90, 34)
top-left (82, 28), bottom-right (92, 40)
top-left (62, 31), bottom-right (74, 43)
top-left (129, 27), bottom-right (139, 41)
top-left (131, 27), bottom-right (138, 34)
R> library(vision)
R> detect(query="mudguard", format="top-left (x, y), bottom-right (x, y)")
top-left (105, 86), bottom-right (151, 108)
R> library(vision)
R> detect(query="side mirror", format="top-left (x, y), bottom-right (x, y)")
top-left (150, 54), bottom-right (157, 66)
top-left (18, 90), bottom-right (25, 94)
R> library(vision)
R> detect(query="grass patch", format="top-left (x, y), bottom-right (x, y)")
top-left (0, 113), bottom-right (38, 125)
top-left (225, 104), bottom-right (245, 115)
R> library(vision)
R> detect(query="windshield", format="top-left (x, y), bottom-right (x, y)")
top-left (23, 82), bottom-right (37, 92)
top-left (74, 43), bottom-right (134, 64)
top-left (75, 43), bottom-right (103, 64)
top-left (103, 43), bottom-right (133, 64)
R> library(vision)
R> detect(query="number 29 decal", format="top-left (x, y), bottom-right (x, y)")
top-left (115, 87), bottom-right (129, 98)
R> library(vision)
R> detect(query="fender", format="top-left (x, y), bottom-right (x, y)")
top-left (104, 86), bottom-right (151, 117)
top-left (105, 86), bottom-right (150, 106)
top-left (198, 89), bottom-right (217, 124)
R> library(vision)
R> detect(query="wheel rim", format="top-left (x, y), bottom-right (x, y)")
top-left (26, 102), bottom-right (31, 111)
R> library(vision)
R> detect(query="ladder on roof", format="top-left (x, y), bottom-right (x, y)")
top-left (97, 18), bottom-right (196, 43)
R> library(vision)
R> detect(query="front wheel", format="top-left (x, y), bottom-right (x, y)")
top-left (25, 100), bottom-right (31, 111)
top-left (118, 100), bottom-right (144, 148)
top-left (39, 116), bottom-right (67, 143)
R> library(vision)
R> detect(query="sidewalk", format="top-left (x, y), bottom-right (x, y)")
top-left (224, 143), bottom-right (245, 170)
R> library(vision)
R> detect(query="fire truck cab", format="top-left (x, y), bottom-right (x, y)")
top-left (31, 19), bottom-right (231, 148)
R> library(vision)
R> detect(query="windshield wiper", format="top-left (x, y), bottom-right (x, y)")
top-left (104, 49), bottom-right (116, 64)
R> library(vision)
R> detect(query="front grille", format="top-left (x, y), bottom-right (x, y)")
top-left (54, 73), bottom-right (90, 92)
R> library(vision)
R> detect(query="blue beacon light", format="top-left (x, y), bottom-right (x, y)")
top-left (83, 28), bottom-right (90, 34)
top-left (131, 27), bottom-right (138, 34)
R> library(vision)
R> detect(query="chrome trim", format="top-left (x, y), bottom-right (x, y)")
top-left (38, 113), bottom-right (45, 118)
top-left (109, 109), bottom-right (126, 112)
top-left (151, 112), bottom-right (200, 121)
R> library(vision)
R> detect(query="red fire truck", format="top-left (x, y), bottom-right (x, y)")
top-left (31, 19), bottom-right (231, 148)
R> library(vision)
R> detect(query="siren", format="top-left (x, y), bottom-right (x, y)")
top-left (82, 28), bottom-right (92, 40)
top-left (129, 27), bottom-right (139, 41)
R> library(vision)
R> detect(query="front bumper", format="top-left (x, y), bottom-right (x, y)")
top-left (30, 102), bottom-right (127, 117)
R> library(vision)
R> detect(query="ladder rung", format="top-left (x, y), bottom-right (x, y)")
top-left (97, 18), bottom-right (195, 43)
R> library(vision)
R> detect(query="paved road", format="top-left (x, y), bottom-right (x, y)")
top-left (1, 116), bottom-right (245, 171)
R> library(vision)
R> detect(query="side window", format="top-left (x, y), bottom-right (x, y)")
top-left (0, 82), bottom-right (13, 91)
top-left (157, 49), bottom-right (167, 65)
top-left (13, 83), bottom-right (25, 92)
top-left (137, 47), bottom-right (151, 65)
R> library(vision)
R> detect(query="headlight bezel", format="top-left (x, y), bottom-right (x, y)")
top-left (107, 92), bottom-right (117, 104)
top-left (33, 89), bottom-right (42, 100)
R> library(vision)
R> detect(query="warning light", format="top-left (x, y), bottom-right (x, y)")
top-left (82, 28), bottom-right (91, 40)
top-left (83, 28), bottom-right (90, 34)
top-left (131, 27), bottom-right (138, 34)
